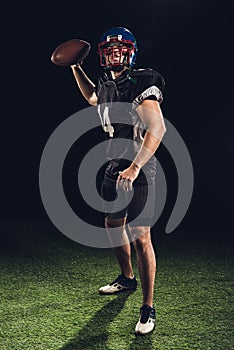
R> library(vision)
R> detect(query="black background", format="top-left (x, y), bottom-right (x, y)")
top-left (0, 0), bottom-right (233, 242)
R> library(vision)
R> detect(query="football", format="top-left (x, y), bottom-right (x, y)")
top-left (51, 39), bottom-right (91, 67)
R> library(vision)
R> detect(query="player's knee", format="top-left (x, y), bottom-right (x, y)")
top-left (131, 228), bottom-right (151, 250)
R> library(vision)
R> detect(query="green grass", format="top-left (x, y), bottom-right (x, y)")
top-left (0, 221), bottom-right (233, 349)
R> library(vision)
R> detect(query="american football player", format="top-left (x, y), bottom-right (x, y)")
top-left (71, 27), bottom-right (166, 335)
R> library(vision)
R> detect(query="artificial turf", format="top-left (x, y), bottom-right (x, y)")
top-left (0, 220), bottom-right (233, 349)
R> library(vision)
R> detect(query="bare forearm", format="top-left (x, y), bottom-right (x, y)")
top-left (116, 129), bottom-right (164, 190)
top-left (132, 131), bottom-right (162, 170)
top-left (71, 64), bottom-right (97, 105)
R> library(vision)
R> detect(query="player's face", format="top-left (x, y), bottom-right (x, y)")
top-left (104, 42), bottom-right (129, 66)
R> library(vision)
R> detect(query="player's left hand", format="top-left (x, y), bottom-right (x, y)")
top-left (116, 164), bottom-right (140, 192)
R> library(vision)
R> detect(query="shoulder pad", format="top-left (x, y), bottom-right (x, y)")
top-left (130, 68), bottom-right (158, 77)
top-left (130, 68), bottom-right (165, 93)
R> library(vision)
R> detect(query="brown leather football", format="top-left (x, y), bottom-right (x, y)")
top-left (51, 39), bottom-right (91, 67)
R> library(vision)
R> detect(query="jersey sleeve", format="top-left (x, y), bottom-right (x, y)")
top-left (132, 68), bottom-right (165, 109)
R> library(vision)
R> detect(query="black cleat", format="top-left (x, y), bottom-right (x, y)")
top-left (99, 274), bottom-right (137, 294)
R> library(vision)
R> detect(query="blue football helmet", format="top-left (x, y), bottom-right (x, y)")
top-left (98, 27), bottom-right (138, 70)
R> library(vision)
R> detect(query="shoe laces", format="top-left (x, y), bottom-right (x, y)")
top-left (110, 274), bottom-right (134, 285)
top-left (140, 305), bottom-right (155, 323)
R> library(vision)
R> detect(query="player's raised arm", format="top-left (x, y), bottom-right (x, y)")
top-left (70, 64), bottom-right (98, 106)
top-left (50, 38), bottom-right (98, 106)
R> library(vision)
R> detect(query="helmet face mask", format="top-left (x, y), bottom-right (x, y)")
top-left (99, 39), bottom-right (134, 67)
top-left (98, 27), bottom-right (138, 71)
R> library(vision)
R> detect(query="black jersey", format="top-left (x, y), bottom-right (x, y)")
top-left (96, 68), bottom-right (165, 184)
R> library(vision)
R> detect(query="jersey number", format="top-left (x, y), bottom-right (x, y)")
top-left (97, 105), bottom-right (114, 138)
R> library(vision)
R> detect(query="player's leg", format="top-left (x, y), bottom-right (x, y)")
top-left (131, 227), bottom-right (156, 307)
top-left (99, 216), bottom-right (137, 294)
top-left (99, 176), bottom-right (137, 294)
top-left (130, 226), bottom-right (156, 335)
top-left (127, 184), bottom-right (156, 304)
top-left (127, 182), bottom-right (156, 334)
top-left (105, 217), bottom-right (134, 279)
